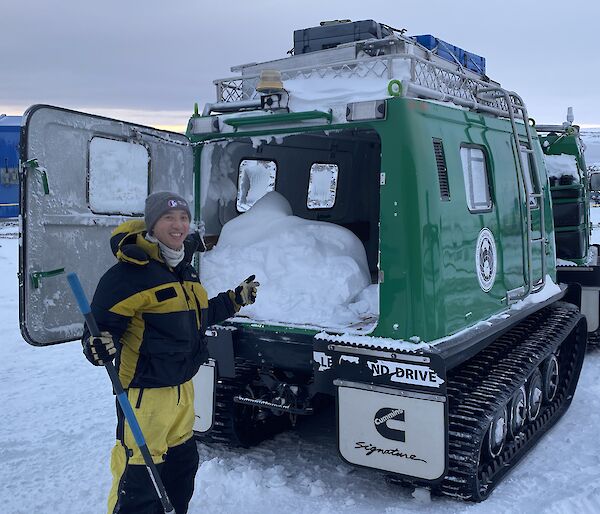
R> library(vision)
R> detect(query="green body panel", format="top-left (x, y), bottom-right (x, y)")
top-left (540, 131), bottom-right (588, 171)
top-left (539, 129), bottom-right (590, 264)
top-left (373, 98), bottom-right (555, 340)
top-left (223, 110), bottom-right (333, 128)
top-left (187, 97), bottom-right (557, 342)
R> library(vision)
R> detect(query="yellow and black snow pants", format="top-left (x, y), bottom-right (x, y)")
top-left (108, 380), bottom-right (199, 514)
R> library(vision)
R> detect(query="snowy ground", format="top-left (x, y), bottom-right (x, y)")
top-left (2, 226), bottom-right (600, 514)
top-left (581, 129), bottom-right (600, 167)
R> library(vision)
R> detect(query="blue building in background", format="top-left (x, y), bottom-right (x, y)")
top-left (0, 115), bottom-right (20, 218)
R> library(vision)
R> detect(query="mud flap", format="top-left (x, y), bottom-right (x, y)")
top-left (314, 337), bottom-right (448, 483)
top-left (193, 359), bottom-right (216, 433)
top-left (337, 382), bottom-right (446, 481)
top-left (205, 326), bottom-right (236, 378)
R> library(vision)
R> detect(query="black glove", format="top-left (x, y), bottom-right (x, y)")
top-left (184, 230), bottom-right (207, 254)
top-left (83, 331), bottom-right (117, 366)
top-left (234, 275), bottom-right (260, 307)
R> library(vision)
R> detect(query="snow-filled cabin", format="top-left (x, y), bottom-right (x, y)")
top-left (198, 130), bottom-right (381, 335)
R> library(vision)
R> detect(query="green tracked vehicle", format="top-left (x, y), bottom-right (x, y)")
top-left (536, 115), bottom-right (600, 345)
top-left (18, 20), bottom-right (597, 501)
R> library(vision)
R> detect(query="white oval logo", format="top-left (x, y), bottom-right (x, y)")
top-left (476, 228), bottom-right (496, 292)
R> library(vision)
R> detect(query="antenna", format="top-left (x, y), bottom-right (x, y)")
top-left (566, 107), bottom-right (574, 125)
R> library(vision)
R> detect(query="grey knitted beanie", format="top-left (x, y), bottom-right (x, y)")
top-left (144, 191), bottom-right (191, 234)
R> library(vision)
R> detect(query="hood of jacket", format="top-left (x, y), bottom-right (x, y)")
top-left (110, 220), bottom-right (162, 266)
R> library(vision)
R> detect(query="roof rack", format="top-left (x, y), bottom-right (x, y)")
top-left (209, 35), bottom-right (529, 124)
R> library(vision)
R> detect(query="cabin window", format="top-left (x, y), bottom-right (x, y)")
top-left (307, 163), bottom-right (339, 209)
top-left (88, 137), bottom-right (149, 215)
top-left (520, 147), bottom-right (539, 208)
top-left (236, 159), bottom-right (277, 212)
top-left (460, 146), bottom-right (492, 212)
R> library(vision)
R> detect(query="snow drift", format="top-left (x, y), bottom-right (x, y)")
top-left (200, 191), bottom-right (378, 330)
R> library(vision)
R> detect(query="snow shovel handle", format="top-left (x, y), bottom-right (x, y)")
top-left (67, 273), bottom-right (174, 514)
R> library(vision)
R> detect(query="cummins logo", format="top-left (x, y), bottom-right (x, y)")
top-left (374, 407), bottom-right (406, 442)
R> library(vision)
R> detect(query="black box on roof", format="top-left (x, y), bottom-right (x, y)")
top-left (293, 20), bottom-right (393, 55)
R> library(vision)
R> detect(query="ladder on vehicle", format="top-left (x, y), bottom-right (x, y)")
top-left (477, 88), bottom-right (546, 302)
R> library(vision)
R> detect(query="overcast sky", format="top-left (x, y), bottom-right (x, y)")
top-left (2, 0), bottom-right (599, 130)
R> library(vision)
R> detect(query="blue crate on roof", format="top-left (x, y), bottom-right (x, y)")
top-left (412, 34), bottom-right (486, 75)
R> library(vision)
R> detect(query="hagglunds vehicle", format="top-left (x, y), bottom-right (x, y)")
top-left (19, 20), bottom-right (598, 501)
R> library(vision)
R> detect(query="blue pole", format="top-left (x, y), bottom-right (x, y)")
top-left (67, 273), bottom-right (174, 513)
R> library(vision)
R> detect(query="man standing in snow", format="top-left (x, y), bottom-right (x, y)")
top-left (82, 191), bottom-right (259, 514)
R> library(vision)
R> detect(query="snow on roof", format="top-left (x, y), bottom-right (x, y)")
top-left (544, 154), bottom-right (579, 182)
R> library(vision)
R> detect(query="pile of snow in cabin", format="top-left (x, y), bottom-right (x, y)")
top-left (200, 191), bottom-right (378, 330)
top-left (543, 154), bottom-right (580, 184)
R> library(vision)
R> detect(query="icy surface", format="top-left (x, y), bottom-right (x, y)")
top-left (510, 275), bottom-right (562, 310)
top-left (3, 229), bottom-right (600, 513)
top-left (201, 192), bottom-right (376, 331)
top-left (236, 159), bottom-right (277, 211)
top-left (6, 220), bottom-right (600, 512)
top-left (544, 154), bottom-right (580, 182)
top-left (315, 331), bottom-right (430, 353)
top-left (557, 258), bottom-right (579, 267)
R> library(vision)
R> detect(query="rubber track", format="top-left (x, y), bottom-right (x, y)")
top-left (440, 302), bottom-right (586, 501)
top-left (195, 361), bottom-right (257, 447)
top-left (195, 360), bottom-right (291, 447)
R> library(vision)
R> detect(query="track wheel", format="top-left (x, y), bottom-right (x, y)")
top-left (527, 368), bottom-right (543, 421)
top-left (509, 385), bottom-right (527, 438)
top-left (542, 354), bottom-right (559, 402)
top-left (487, 406), bottom-right (508, 458)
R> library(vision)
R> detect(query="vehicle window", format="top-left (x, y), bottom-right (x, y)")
top-left (520, 147), bottom-right (538, 208)
top-left (88, 137), bottom-right (149, 215)
top-left (460, 146), bottom-right (492, 212)
top-left (237, 159), bottom-right (277, 212)
top-left (307, 163), bottom-right (339, 209)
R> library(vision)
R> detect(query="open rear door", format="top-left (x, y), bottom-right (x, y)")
top-left (19, 105), bottom-right (194, 346)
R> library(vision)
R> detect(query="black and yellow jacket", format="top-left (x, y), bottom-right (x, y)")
top-left (85, 220), bottom-right (237, 389)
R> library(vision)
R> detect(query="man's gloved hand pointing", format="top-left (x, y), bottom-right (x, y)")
top-left (233, 275), bottom-right (260, 308)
